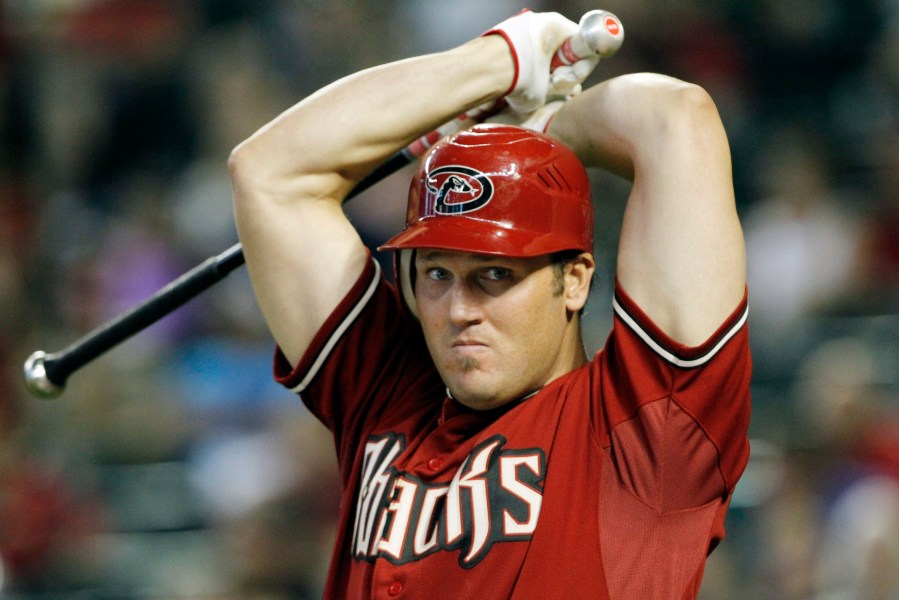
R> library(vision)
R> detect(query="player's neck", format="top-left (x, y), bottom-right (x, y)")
top-left (554, 321), bottom-right (590, 377)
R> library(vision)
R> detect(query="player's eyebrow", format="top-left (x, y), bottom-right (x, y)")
top-left (418, 250), bottom-right (496, 263)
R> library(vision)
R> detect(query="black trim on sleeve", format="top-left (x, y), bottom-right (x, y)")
top-left (612, 283), bottom-right (749, 369)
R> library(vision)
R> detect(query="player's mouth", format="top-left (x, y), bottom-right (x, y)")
top-left (451, 338), bottom-right (488, 350)
top-left (449, 338), bottom-right (490, 361)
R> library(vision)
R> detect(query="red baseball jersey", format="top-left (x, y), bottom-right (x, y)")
top-left (274, 256), bottom-right (752, 599)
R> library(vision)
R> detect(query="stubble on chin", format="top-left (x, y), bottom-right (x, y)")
top-left (460, 357), bottom-right (480, 371)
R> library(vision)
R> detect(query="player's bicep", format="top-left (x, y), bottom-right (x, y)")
top-left (550, 76), bottom-right (745, 346)
top-left (233, 173), bottom-right (369, 367)
top-left (616, 86), bottom-right (745, 346)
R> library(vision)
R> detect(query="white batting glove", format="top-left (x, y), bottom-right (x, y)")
top-left (484, 10), bottom-right (596, 113)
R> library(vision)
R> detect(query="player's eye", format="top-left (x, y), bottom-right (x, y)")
top-left (425, 267), bottom-right (453, 282)
top-left (480, 267), bottom-right (512, 282)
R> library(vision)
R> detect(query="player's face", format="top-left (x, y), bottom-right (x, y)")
top-left (414, 250), bottom-right (590, 411)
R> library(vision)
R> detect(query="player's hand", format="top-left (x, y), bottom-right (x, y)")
top-left (484, 10), bottom-right (598, 113)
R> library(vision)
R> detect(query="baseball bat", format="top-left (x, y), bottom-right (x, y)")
top-left (23, 10), bottom-right (624, 399)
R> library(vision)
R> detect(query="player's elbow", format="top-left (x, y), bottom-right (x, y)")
top-left (229, 138), bottom-right (349, 215)
top-left (645, 77), bottom-right (727, 149)
top-left (228, 136), bottom-right (299, 207)
top-left (622, 75), bottom-right (731, 176)
top-left (668, 81), bottom-right (724, 137)
top-left (228, 137), bottom-right (273, 200)
top-left (654, 78), bottom-right (717, 114)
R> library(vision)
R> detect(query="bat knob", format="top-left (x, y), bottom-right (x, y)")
top-left (580, 10), bottom-right (624, 58)
top-left (23, 351), bottom-right (65, 400)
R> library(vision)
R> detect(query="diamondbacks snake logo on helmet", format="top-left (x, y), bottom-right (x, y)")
top-left (428, 165), bottom-right (494, 215)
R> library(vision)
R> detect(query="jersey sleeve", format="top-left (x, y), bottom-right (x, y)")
top-left (597, 279), bottom-right (752, 512)
top-left (272, 255), bottom-right (442, 459)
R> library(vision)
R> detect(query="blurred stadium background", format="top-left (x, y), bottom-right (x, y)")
top-left (1, 0), bottom-right (897, 598)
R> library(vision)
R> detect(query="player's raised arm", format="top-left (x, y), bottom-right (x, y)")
top-left (227, 38), bottom-right (511, 366)
top-left (548, 73), bottom-right (746, 346)
top-left (228, 12), bottom-right (588, 366)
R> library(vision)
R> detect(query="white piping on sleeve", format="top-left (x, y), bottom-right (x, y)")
top-left (291, 259), bottom-right (382, 393)
top-left (612, 296), bottom-right (748, 369)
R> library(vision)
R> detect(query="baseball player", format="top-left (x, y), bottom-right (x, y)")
top-left (229, 9), bottom-right (751, 600)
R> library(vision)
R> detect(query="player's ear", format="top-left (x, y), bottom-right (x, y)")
top-left (563, 252), bottom-right (595, 314)
top-left (398, 249), bottom-right (419, 319)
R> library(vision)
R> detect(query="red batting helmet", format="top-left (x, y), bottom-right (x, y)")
top-left (378, 123), bottom-right (594, 315)
top-left (380, 123), bottom-right (593, 256)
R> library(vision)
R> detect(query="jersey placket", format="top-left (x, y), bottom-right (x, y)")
top-left (371, 561), bottom-right (410, 599)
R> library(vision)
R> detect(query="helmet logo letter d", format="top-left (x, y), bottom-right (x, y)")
top-left (428, 166), bottom-right (494, 215)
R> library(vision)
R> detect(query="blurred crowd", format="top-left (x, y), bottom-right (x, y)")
top-left (0, 0), bottom-right (897, 598)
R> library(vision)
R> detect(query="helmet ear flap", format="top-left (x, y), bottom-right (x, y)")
top-left (398, 249), bottom-right (419, 319)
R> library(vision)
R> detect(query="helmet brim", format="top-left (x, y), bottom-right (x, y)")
top-left (378, 216), bottom-right (590, 258)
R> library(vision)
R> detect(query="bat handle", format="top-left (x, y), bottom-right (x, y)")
top-left (551, 10), bottom-right (624, 70)
top-left (24, 351), bottom-right (66, 399)
top-left (367, 11), bottom-right (626, 161)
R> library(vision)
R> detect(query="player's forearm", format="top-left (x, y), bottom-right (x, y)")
top-left (229, 36), bottom-right (514, 203)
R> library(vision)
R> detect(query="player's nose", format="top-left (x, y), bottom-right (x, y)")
top-left (447, 280), bottom-right (484, 326)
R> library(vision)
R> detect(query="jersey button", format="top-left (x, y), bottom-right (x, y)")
top-left (388, 581), bottom-right (404, 596)
top-left (427, 457), bottom-right (442, 471)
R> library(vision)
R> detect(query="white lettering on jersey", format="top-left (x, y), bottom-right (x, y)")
top-left (414, 486), bottom-right (449, 555)
top-left (376, 476), bottom-right (418, 560)
top-left (352, 434), bottom-right (546, 568)
top-left (446, 438), bottom-right (500, 562)
top-left (500, 454), bottom-right (543, 536)
top-left (352, 434), bottom-right (405, 558)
